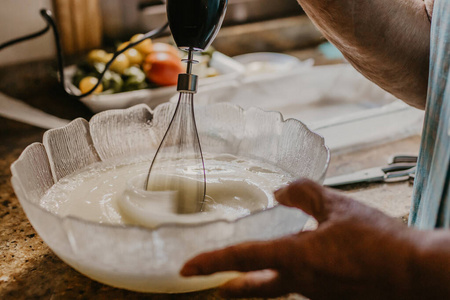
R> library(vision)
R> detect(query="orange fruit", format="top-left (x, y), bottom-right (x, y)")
top-left (143, 52), bottom-right (184, 86)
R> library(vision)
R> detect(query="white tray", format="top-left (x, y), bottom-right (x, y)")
top-left (183, 64), bottom-right (424, 153)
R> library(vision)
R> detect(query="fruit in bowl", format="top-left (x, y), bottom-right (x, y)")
top-left (72, 34), bottom-right (217, 95)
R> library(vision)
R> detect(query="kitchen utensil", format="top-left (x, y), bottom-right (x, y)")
top-left (145, 0), bottom-right (228, 213)
top-left (324, 155), bottom-right (418, 187)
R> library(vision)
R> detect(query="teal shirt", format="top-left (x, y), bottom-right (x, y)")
top-left (410, 0), bottom-right (450, 229)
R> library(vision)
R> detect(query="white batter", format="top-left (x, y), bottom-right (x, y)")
top-left (40, 153), bottom-right (294, 228)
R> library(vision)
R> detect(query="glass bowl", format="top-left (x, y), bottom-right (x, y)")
top-left (11, 103), bottom-right (329, 293)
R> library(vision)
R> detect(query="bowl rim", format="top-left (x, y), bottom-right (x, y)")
top-left (11, 103), bottom-right (330, 232)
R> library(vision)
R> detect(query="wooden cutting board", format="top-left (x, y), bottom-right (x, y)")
top-left (52, 0), bottom-right (102, 54)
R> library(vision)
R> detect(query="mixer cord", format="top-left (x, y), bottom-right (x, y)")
top-left (0, 9), bottom-right (169, 99)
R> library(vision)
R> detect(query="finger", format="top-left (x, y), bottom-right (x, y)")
top-left (180, 237), bottom-right (294, 276)
top-left (218, 269), bottom-right (290, 298)
top-left (275, 178), bottom-right (332, 222)
top-left (275, 178), bottom-right (357, 223)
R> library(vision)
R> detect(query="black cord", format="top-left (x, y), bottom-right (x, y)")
top-left (0, 9), bottom-right (169, 99)
top-left (0, 23), bottom-right (50, 51)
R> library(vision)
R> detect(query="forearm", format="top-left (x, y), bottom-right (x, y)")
top-left (410, 230), bottom-right (450, 299)
top-left (297, 0), bottom-right (431, 109)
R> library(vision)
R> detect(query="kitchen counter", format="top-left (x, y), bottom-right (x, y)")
top-left (0, 45), bottom-right (421, 299)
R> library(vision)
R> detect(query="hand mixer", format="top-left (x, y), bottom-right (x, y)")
top-left (145, 0), bottom-right (228, 214)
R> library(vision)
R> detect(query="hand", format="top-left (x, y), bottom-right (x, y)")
top-left (180, 178), bottom-right (423, 299)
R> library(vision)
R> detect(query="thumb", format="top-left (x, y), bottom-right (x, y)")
top-left (274, 178), bottom-right (335, 223)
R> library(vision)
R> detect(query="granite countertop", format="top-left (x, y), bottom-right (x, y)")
top-left (0, 24), bottom-right (421, 298)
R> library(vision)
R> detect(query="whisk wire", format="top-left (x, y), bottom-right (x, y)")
top-left (146, 92), bottom-right (206, 214)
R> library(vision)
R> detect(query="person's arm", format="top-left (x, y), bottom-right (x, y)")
top-left (181, 179), bottom-right (450, 299)
top-left (412, 229), bottom-right (450, 299)
top-left (296, 0), bottom-right (432, 109)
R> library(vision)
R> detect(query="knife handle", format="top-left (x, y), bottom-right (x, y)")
top-left (384, 166), bottom-right (416, 183)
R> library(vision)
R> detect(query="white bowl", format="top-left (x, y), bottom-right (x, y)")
top-left (11, 103), bottom-right (329, 293)
top-left (65, 52), bottom-right (245, 113)
top-left (232, 52), bottom-right (312, 76)
top-left (233, 52), bottom-right (300, 66)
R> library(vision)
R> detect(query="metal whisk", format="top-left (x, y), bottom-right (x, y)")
top-left (145, 0), bottom-right (228, 214)
top-left (146, 50), bottom-right (205, 214)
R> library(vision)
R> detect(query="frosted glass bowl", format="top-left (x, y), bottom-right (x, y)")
top-left (11, 103), bottom-right (329, 293)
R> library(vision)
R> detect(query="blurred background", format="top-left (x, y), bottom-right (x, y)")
top-left (0, 0), bottom-right (329, 65)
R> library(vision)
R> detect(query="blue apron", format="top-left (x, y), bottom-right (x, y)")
top-left (410, 0), bottom-right (450, 229)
